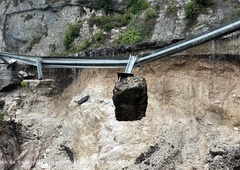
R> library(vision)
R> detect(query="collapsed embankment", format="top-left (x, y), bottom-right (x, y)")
top-left (2, 54), bottom-right (240, 169)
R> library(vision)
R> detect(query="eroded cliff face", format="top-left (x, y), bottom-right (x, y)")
top-left (2, 55), bottom-right (240, 169)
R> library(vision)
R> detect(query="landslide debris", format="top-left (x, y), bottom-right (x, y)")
top-left (0, 120), bottom-right (21, 170)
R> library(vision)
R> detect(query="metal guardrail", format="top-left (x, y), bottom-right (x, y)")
top-left (137, 20), bottom-right (240, 65)
top-left (0, 52), bottom-right (131, 79)
top-left (1, 19), bottom-right (240, 79)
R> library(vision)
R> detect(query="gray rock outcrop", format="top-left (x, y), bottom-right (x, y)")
top-left (113, 76), bottom-right (148, 121)
top-left (207, 144), bottom-right (240, 169)
top-left (0, 67), bottom-right (13, 90)
top-left (0, 0), bottom-right (239, 56)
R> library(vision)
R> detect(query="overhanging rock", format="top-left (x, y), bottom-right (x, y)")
top-left (113, 76), bottom-right (148, 121)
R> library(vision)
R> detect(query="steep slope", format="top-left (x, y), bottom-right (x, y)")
top-left (2, 54), bottom-right (240, 169)
top-left (1, 0), bottom-right (240, 55)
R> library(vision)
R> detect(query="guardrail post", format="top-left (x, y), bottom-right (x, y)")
top-left (36, 58), bottom-right (43, 80)
top-left (0, 55), bottom-right (9, 64)
top-left (125, 55), bottom-right (137, 73)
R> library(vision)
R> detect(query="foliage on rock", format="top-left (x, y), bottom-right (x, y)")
top-left (0, 111), bottom-right (5, 122)
top-left (92, 31), bottom-right (105, 46)
top-left (128, 0), bottom-right (149, 15)
top-left (145, 7), bottom-right (157, 19)
top-left (165, 1), bottom-right (177, 17)
top-left (64, 23), bottom-right (80, 51)
top-left (96, 0), bottom-right (113, 15)
top-left (76, 39), bottom-right (91, 51)
top-left (91, 15), bottom-right (114, 31)
top-left (21, 81), bottom-right (29, 88)
top-left (120, 28), bottom-right (142, 44)
top-left (184, 0), bottom-right (214, 22)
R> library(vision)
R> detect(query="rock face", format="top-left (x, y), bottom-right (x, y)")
top-left (0, 64), bottom-right (36, 91)
top-left (0, 0), bottom-right (239, 56)
top-left (113, 76), bottom-right (148, 121)
top-left (0, 67), bottom-right (13, 90)
top-left (207, 144), bottom-right (240, 169)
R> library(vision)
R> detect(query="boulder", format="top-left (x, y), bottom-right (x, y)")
top-left (113, 76), bottom-right (148, 121)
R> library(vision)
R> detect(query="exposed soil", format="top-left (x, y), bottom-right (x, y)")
top-left (2, 54), bottom-right (240, 169)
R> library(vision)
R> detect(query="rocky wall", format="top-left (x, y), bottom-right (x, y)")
top-left (0, 0), bottom-right (240, 56)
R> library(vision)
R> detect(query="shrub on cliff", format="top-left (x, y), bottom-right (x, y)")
top-left (95, 0), bottom-right (113, 15)
top-left (120, 28), bottom-right (142, 44)
top-left (195, 0), bottom-right (213, 6)
top-left (64, 23), bottom-right (79, 51)
top-left (185, 0), bottom-right (214, 22)
top-left (185, 1), bottom-right (200, 20)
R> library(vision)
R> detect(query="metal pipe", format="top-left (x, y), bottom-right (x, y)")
top-left (42, 64), bottom-right (126, 69)
top-left (41, 58), bottom-right (129, 65)
top-left (0, 53), bottom-right (37, 65)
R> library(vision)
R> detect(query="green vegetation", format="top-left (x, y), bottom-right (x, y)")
top-left (120, 28), bottom-right (142, 44)
top-left (79, 6), bottom-right (86, 16)
top-left (50, 51), bottom-right (61, 57)
top-left (90, 0), bottom-right (149, 30)
top-left (89, 0), bottom-right (154, 45)
top-left (76, 0), bottom-right (89, 4)
top-left (120, 12), bottom-right (135, 26)
top-left (145, 7), bottom-right (157, 19)
top-left (21, 81), bottom-right (29, 88)
top-left (96, 0), bottom-right (113, 15)
top-left (185, 1), bottom-right (200, 20)
top-left (165, 2), bottom-right (177, 17)
top-left (68, 39), bottom-right (91, 53)
top-left (128, 0), bottom-right (149, 14)
top-left (92, 15), bottom-right (114, 31)
top-left (64, 23), bottom-right (80, 51)
top-left (0, 111), bottom-right (5, 122)
top-left (77, 39), bottom-right (91, 51)
top-left (92, 31), bottom-right (105, 46)
top-left (50, 50), bottom-right (72, 57)
top-left (184, 0), bottom-right (213, 22)
top-left (237, 5), bottom-right (240, 16)
top-left (64, 0), bottom-right (71, 4)
top-left (219, 4), bottom-right (240, 24)
top-left (195, 0), bottom-right (213, 6)
top-left (113, 14), bottom-right (130, 27)
top-left (55, 0), bottom-right (156, 54)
